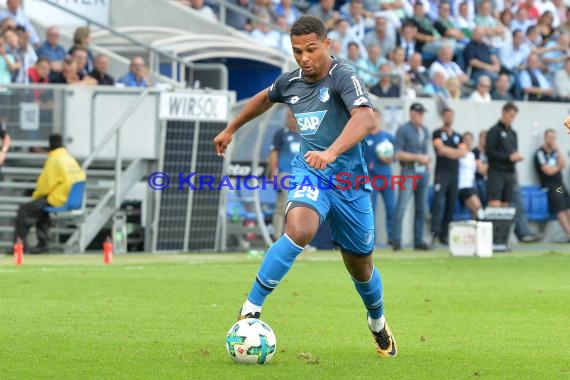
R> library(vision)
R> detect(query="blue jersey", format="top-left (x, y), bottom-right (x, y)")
top-left (270, 128), bottom-right (301, 173)
top-left (267, 58), bottom-right (373, 199)
top-left (365, 131), bottom-right (394, 177)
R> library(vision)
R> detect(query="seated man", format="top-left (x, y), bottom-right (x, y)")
top-left (118, 56), bottom-right (148, 88)
top-left (518, 53), bottom-right (556, 101)
top-left (12, 134), bottom-right (86, 253)
top-left (534, 129), bottom-right (570, 242)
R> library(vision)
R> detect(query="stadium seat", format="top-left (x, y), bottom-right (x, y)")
top-left (453, 199), bottom-right (472, 221)
top-left (44, 181), bottom-right (86, 213)
top-left (523, 186), bottom-right (550, 222)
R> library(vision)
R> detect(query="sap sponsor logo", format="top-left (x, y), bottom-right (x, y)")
top-left (319, 87), bottom-right (330, 102)
top-left (295, 111), bottom-right (327, 135)
top-left (353, 96), bottom-right (368, 106)
top-left (288, 96), bottom-right (300, 104)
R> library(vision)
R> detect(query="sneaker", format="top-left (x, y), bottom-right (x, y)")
top-left (392, 242), bottom-right (401, 252)
top-left (414, 242), bottom-right (431, 251)
top-left (520, 234), bottom-right (544, 243)
top-left (370, 322), bottom-right (397, 357)
top-left (237, 308), bottom-right (261, 321)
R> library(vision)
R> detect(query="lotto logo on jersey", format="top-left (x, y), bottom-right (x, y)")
top-left (295, 111), bottom-right (327, 135)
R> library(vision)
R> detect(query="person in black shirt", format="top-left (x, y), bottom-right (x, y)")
top-left (472, 130), bottom-right (488, 206)
top-left (0, 117), bottom-right (10, 181)
top-left (431, 108), bottom-right (466, 244)
top-left (485, 102), bottom-right (523, 206)
top-left (88, 54), bottom-right (115, 86)
top-left (534, 129), bottom-right (570, 241)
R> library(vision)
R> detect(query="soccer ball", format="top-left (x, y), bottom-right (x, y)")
top-left (226, 318), bottom-right (276, 364)
top-left (375, 140), bottom-right (394, 159)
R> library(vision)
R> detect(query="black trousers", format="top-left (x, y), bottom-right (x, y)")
top-left (431, 173), bottom-right (459, 240)
top-left (14, 197), bottom-right (51, 248)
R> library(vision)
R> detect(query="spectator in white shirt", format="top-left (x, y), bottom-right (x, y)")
top-left (13, 25), bottom-right (36, 84)
top-left (188, 0), bottom-right (218, 21)
top-left (511, 8), bottom-right (535, 34)
top-left (429, 44), bottom-right (469, 83)
top-left (499, 30), bottom-right (531, 73)
top-left (0, 0), bottom-right (40, 47)
top-left (554, 57), bottom-right (570, 100)
top-left (469, 75), bottom-right (492, 102)
top-left (250, 14), bottom-right (282, 52)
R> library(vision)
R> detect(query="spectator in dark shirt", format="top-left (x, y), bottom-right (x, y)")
top-left (463, 26), bottom-right (501, 83)
top-left (407, 52), bottom-right (430, 91)
top-left (491, 73), bottom-right (513, 100)
top-left (88, 54), bottom-right (115, 86)
top-left (69, 46), bottom-right (89, 77)
top-left (369, 63), bottom-right (400, 98)
top-left (69, 27), bottom-right (94, 73)
top-left (35, 26), bottom-right (66, 72)
top-left (50, 57), bottom-right (96, 85)
top-left (226, 0), bottom-right (251, 31)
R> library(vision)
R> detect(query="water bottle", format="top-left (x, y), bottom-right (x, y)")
top-left (112, 212), bottom-right (128, 254)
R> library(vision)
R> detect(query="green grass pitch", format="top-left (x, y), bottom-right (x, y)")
top-left (1, 248), bottom-right (569, 379)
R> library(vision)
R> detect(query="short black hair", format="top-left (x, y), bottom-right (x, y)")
top-left (503, 101), bottom-right (518, 113)
top-left (290, 15), bottom-right (327, 40)
top-left (544, 128), bottom-right (556, 136)
top-left (49, 134), bottom-right (63, 151)
top-left (463, 131), bottom-right (474, 139)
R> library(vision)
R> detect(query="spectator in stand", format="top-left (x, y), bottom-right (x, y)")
top-left (307, 0), bottom-right (340, 30)
top-left (226, 0), bottom-right (251, 31)
top-left (389, 46), bottom-right (407, 78)
top-left (468, 75), bottom-right (492, 102)
top-left (434, 2), bottom-right (467, 48)
top-left (392, 102), bottom-right (432, 251)
top-left (342, 0), bottom-right (371, 41)
top-left (118, 56), bottom-right (148, 88)
top-left (472, 130), bottom-right (488, 206)
top-left (35, 27), bottom-right (66, 72)
top-left (0, 0), bottom-right (40, 47)
top-left (558, 8), bottom-right (570, 35)
top-left (249, 14), bottom-right (290, 54)
top-left (69, 27), bottom-right (94, 73)
top-left (429, 44), bottom-right (469, 84)
top-left (475, 0), bottom-right (507, 51)
top-left (457, 131), bottom-right (486, 220)
top-left (28, 57), bottom-right (50, 84)
top-left (369, 63), bottom-right (400, 97)
top-left (365, 109), bottom-right (396, 246)
top-left (188, 0), bottom-right (218, 22)
top-left (552, 0), bottom-right (566, 28)
top-left (274, 0), bottom-right (301, 27)
top-left (250, 0), bottom-right (277, 22)
top-left (422, 70), bottom-right (450, 98)
top-left (554, 57), bottom-right (570, 100)
top-left (0, 17), bottom-right (16, 36)
top-left (446, 77), bottom-right (463, 99)
top-left (453, 1), bottom-right (475, 40)
top-left (491, 73), bottom-right (514, 100)
top-left (51, 57), bottom-right (96, 85)
top-left (329, 19), bottom-right (368, 59)
top-left (536, 11), bottom-right (556, 44)
top-left (542, 33), bottom-right (569, 77)
top-left (396, 21), bottom-right (421, 62)
top-left (463, 26), bottom-right (501, 82)
top-left (0, 117), bottom-right (10, 181)
top-left (524, 25), bottom-right (543, 49)
top-left (363, 16), bottom-right (396, 58)
top-left (89, 54), bottom-right (115, 86)
top-left (376, 0), bottom-right (408, 21)
top-left (13, 25), bottom-right (37, 84)
top-left (431, 108), bottom-right (467, 245)
top-left (518, 53), bottom-right (555, 101)
top-left (345, 41), bottom-right (363, 68)
top-left (69, 46), bottom-right (89, 77)
top-left (359, 44), bottom-right (388, 87)
top-left (0, 36), bottom-right (16, 84)
top-left (407, 52), bottom-right (430, 91)
top-left (536, 0), bottom-right (560, 27)
top-left (499, 29), bottom-right (531, 74)
top-left (499, 9), bottom-right (514, 32)
top-left (511, 7), bottom-right (534, 34)
top-left (519, 0), bottom-right (540, 21)
top-left (535, 129), bottom-right (570, 242)
top-left (408, 1), bottom-right (453, 56)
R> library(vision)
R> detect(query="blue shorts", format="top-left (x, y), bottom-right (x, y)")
top-left (286, 170), bottom-right (375, 255)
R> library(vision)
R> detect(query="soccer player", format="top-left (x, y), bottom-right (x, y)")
top-left (213, 15), bottom-right (397, 358)
top-left (534, 129), bottom-right (570, 242)
top-left (365, 109), bottom-right (395, 246)
top-left (431, 108), bottom-right (466, 245)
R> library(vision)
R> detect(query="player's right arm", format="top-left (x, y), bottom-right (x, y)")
top-left (213, 88), bottom-right (274, 157)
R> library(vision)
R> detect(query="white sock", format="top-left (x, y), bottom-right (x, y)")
top-left (241, 299), bottom-right (262, 317)
top-left (368, 314), bottom-right (386, 333)
top-left (476, 208), bottom-right (486, 220)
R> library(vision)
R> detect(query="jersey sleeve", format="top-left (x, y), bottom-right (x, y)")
top-left (535, 149), bottom-right (547, 166)
top-left (267, 73), bottom-right (291, 104)
top-left (335, 67), bottom-right (373, 112)
top-left (432, 129), bottom-right (441, 141)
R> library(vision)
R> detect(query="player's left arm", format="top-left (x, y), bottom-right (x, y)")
top-left (305, 107), bottom-right (375, 170)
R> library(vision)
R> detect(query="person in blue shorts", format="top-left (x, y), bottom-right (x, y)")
top-left (213, 15), bottom-right (397, 357)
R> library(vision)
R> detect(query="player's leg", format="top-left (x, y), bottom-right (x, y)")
top-left (238, 173), bottom-right (330, 319)
top-left (331, 194), bottom-right (396, 357)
